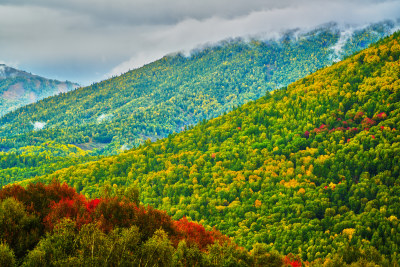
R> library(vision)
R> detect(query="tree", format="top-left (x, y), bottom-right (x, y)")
top-left (0, 198), bottom-right (40, 258)
top-left (140, 229), bottom-right (174, 267)
top-left (0, 243), bottom-right (16, 267)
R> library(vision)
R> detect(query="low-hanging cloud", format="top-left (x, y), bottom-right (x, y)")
top-left (0, 0), bottom-right (399, 85)
top-left (97, 113), bottom-right (113, 123)
top-left (31, 121), bottom-right (46, 131)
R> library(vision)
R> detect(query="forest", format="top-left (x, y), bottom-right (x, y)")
top-left (0, 181), bottom-right (390, 266)
top-left (0, 21), bottom-right (399, 265)
top-left (8, 29), bottom-right (399, 264)
top-left (0, 22), bottom-right (396, 188)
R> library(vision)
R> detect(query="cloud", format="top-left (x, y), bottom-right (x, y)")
top-left (107, 0), bottom-right (400, 77)
top-left (0, 0), bottom-right (301, 25)
top-left (97, 113), bottom-right (112, 123)
top-left (331, 29), bottom-right (355, 62)
top-left (31, 121), bottom-right (46, 131)
top-left (0, 0), bottom-right (399, 85)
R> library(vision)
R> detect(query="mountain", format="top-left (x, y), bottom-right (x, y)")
top-left (25, 30), bottom-right (400, 263)
top-left (0, 64), bottom-right (79, 117)
top-left (0, 21), bottom-right (397, 157)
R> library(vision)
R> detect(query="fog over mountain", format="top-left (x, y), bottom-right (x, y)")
top-left (0, 0), bottom-right (399, 85)
top-left (0, 64), bottom-right (79, 116)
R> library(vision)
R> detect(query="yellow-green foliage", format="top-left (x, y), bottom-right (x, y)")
top-left (27, 31), bottom-right (400, 262)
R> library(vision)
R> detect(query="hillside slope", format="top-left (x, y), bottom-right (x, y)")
top-left (0, 64), bottom-right (79, 116)
top-left (0, 21), bottom-right (396, 155)
top-left (34, 31), bottom-right (400, 262)
top-left (0, 181), bottom-right (252, 266)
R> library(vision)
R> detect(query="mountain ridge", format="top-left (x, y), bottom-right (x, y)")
top-left (0, 64), bottom-right (79, 117)
top-left (0, 21), bottom-right (397, 156)
top-left (23, 30), bottom-right (400, 262)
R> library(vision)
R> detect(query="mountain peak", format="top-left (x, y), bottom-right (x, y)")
top-left (0, 64), bottom-right (34, 80)
top-left (0, 65), bottom-right (79, 116)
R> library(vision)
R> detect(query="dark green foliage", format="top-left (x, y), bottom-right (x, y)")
top-left (28, 31), bottom-right (400, 263)
top-left (0, 142), bottom-right (99, 188)
top-left (251, 244), bottom-right (283, 267)
top-left (141, 229), bottom-right (175, 266)
top-left (0, 243), bottom-right (16, 267)
top-left (0, 198), bottom-right (41, 259)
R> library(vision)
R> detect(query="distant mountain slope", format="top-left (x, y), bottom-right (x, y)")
top-left (0, 21), bottom-right (397, 155)
top-left (32, 31), bottom-right (400, 262)
top-left (0, 64), bottom-right (79, 116)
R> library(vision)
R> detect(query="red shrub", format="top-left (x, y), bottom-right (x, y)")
top-left (173, 217), bottom-right (231, 251)
top-left (92, 197), bottom-right (137, 232)
top-left (0, 181), bottom-right (80, 217)
top-left (43, 195), bottom-right (88, 230)
top-left (134, 205), bottom-right (177, 242)
top-left (86, 198), bottom-right (101, 212)
top-left (0, 184), bottom-right (27, 202)
top-left (313, 124), bottom-right (328, 134)
top-left (354, 111), bottom-right (365, 121)
top-left (283, 254), bottom-right (302, 267)
top-left (375, 112), bottom-right (387, 120)
top-left (362, 117), bottom-right (376, 129)
top-left (174, 217), bottom-right (215, 250)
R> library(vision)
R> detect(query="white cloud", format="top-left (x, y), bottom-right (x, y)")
top-left (107, 0), bottom-right (400, 77)
top-left (97, 113), bottom-right (112, 123)
top-left (120, 144), bottom-right (130, 151)
top-left (0, 0), bottom-right (399, 85)
top-left (31, 121), bottom-right (46, 130)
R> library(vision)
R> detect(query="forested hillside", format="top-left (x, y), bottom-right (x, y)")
top-left (0, 22), bottom-right (396, 156)
top-left (26, 30), bottom-right (400, 263)
top-left (0, 22), bottom-right (396, 186)
top-left (0, 142), bottom-right (99, 186)
top-left (0, 64), bottom-right (78, 117)
top-left (0, 181), bottom-right (251, 266)
top-left (2, 181), bottom-right (385, 266)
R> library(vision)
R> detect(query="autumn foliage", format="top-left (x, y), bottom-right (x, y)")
top-left (173, 217), bottom-right (230, 251)
top-left (0, 181), bottom-right (234, 259)
top-left (283, 254), bottom-right (302, 267)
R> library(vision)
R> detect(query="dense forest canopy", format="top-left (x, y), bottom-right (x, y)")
top-left (0, 181), bottom-right (392, 266)
top-left (1, 21), bottom-right (400, 265)
top-left (0, 22), bottom-right (397, 188)
top-left (0, 181), bottom-right (250, 266)
top-left (14, 30), bottom-right (400, 263)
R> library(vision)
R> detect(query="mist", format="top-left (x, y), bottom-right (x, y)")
top-left (31, 121), bottom-right (46, 131)
top-left (0, 0), bottom-right (399, 85)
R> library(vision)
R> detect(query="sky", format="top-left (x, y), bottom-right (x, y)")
top-left (0, 0), bottom-right (399, 86)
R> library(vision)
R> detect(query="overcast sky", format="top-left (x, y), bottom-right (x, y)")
top-left (0, 0), bottom-right (399, 85)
